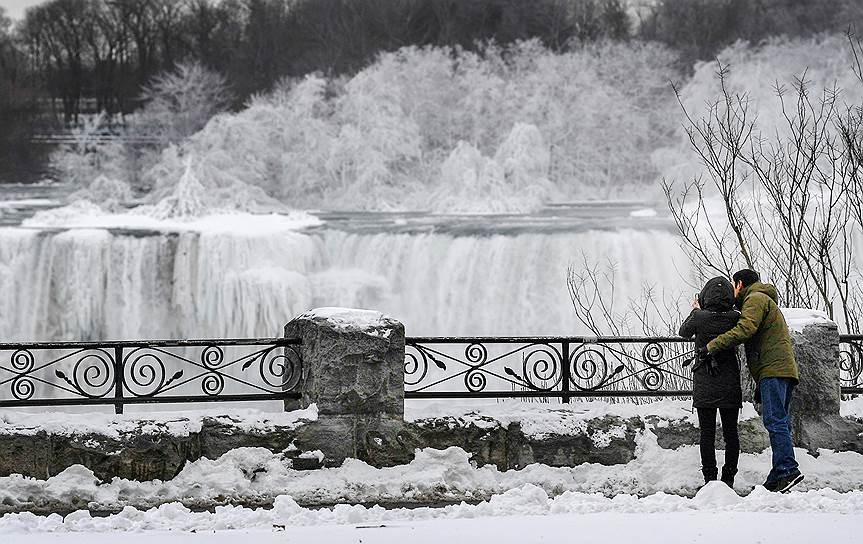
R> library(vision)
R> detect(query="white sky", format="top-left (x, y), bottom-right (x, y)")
top-left (2, 0), bottom-right (49, 20)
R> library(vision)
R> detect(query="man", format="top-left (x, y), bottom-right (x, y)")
top-left (705, 269), bottom-right (804, 493)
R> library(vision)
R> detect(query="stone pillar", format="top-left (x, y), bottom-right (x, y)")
top-left (787, 320), bottom-right (860, 451)
top-left (742, 314), bottom-right (861, 451)
top-left (285, 308), bottom-right (413, 466)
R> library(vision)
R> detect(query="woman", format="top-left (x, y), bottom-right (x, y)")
top-left (679, 276), bottom-right (743, 488)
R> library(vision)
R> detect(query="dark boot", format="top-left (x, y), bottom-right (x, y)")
top-left (702, 467), bottom-right (718, 484)
top-left (720, 466), bottom-right (736, 488)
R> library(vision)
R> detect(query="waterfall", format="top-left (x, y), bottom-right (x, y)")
top-left (0, 225), bottom-right (690, 341)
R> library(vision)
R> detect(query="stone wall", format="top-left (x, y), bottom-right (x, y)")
top-left (1, 307), bottom-right (862, 483)
top-left (0, 414), bottom-right (314, 481)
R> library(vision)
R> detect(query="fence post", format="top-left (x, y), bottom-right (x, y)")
top-left (561, 340), bottom-right (571, 403)
top-left (114, 345), bottom-right (124, 415)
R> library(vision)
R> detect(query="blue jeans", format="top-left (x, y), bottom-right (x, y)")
top-left (760, 377), bottom-right (799, 484)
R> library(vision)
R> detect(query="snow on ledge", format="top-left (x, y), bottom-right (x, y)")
top-left (781, 308), bottom-right (836, 333)
top-left (406, 399), bottom-right (761, 435)
top-left (0, 405), bottom-right (318, 438)
top-left (297, 307), bottom-right (396, 331)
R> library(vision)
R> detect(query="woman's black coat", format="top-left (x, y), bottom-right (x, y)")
top-left (679, 277), bottom-right (743, 409)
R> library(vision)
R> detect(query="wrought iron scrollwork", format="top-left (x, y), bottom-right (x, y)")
top-left (54, 348), bottom-right (115, 398)
top-left (10, 349), bottom-right (36, 400)
top-left (569, 346), bottom-right (623, 391)
top-left (404, 336), bottom-right (694, 399)
top-left (638, 342), bottom-right (667, 391)
top-left (510, 343), bottom-right (562, 391)
top-left (404, 343), bottom-right (447, 387)
top-left (124, 348), bottom-right (181, 397)
top-left (840, 336), bottom-right (863, 391)
top-left (0, 338), bottom-right (302, 410)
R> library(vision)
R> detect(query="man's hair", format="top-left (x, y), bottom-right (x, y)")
top-left (732, 269), bottom-right (760, 287)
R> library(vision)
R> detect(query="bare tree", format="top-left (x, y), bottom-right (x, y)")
top-left (567, 255), bottom-right (684, 336)
top-left (662, 57), bottom-right (862, 331)
top-left (570, 38), bottom-right (863, 335)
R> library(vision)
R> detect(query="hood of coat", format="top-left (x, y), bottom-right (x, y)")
top-left (737, 281), bottom-right (779, 308)
top-left (698, 276), bottom-right (735, 312)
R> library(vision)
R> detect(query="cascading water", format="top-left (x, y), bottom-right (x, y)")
top-left (0, 215), bottom-right (690, 341)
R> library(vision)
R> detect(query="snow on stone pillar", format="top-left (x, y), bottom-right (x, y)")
top-left (284, 308), bottom-right (410, 466)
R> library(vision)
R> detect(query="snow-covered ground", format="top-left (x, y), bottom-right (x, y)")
top-left (10, 511), bottom-right (861, 544)
top-left (4, 427), bottom-right (863, 515)
top-left (3, 483), bottom-right (863, 541)
top-left (3, 401), bottom-right (861, 540)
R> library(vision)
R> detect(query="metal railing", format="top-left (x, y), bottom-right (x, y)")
top-left (0, 338), bottom-right (301, 413)
top-left (4, 333), bottom-right (858, 411)
top-left (840, 335), bottom-right (863, 396)
top-left (404, 336), bottom-right (695, 401)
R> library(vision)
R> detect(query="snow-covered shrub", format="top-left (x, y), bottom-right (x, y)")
top-left (49, 62), bottom-right (232, 212)
top-left (430, 123), bottom-right (557, 214)
top-left (49, 114), bottom-right (128, 188)
top-left (72, 175), bottom-right (133, 212)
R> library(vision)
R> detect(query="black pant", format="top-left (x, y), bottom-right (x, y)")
top-left (696, 407), bottom-right (740, 481)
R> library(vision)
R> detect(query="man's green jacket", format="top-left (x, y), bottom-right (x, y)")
top-left (706, 282), bottom-right (799, 383)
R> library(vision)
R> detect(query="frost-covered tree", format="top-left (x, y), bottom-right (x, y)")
top-left (655, 34), bottom-right (863, 187)
top-left (137, 61), bottom-right (231, 145)
top-left (134, 40), bottom-right (682, 212)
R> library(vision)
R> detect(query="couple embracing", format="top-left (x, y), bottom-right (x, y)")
top-left (679, 269), bottom-right (804, 494)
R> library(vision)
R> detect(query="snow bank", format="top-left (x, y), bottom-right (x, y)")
top-left (0, 406), bottom-right (318, 438)
top-left (3, 430), bottom-right (862, 514)
top-left (781, 308), bottom-right (836, 333)
top-left (2, 481), bottom-right (862, 535)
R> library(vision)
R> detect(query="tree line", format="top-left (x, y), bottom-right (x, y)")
top-left (1, 0), bottom-right (862, 182)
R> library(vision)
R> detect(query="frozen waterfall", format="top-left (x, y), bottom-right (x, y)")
top-left (0, 224), bottom-right (689, 341)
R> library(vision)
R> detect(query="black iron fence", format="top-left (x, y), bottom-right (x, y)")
top-left (840, 335), bottom-right (863, 396)
top-left (0, 338), bottom-right (301, 413)
top-left (3, 333), bottom-right (859, 411)
top-left (404, 336), bottom-right (695, 401)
